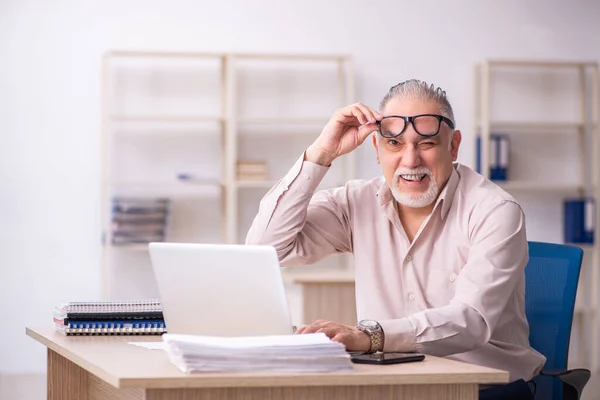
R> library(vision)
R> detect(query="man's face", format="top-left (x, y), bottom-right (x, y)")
top-left (372, 97), bottom-right (461, 209)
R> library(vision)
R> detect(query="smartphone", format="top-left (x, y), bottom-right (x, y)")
top-left (350, 352), bottom-right (425, 365)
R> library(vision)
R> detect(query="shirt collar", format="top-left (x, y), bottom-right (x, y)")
top-left (436, 164), bottom-right (460, 220)
top-left (376, 163), bottom-right (460, 220)
top-left (376, 177), bottom-right (393, 206)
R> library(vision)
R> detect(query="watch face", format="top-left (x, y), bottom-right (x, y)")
top-left (360, 320), bottom-right (378, 328)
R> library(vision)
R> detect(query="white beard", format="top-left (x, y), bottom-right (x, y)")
top-left (390, 167), bottom-right (439, 208)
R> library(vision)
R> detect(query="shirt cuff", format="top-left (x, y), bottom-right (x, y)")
top-left (280, 152), bottom-right (329, 196)
top-left (379, 318), bottom-right (417, 353)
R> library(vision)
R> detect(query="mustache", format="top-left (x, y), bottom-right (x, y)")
top-left (393, 167), bottom-right (433, 179)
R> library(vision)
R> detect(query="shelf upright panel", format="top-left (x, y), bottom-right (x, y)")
top-left (223, 55), bottom-right (238, 244)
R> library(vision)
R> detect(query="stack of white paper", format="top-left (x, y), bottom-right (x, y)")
top-left (162, 332), bottom-right (354, 373)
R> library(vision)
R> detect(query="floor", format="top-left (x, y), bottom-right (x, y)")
top-left (1, 371), bottom-right (599, 399)
top-left (0, 373), bottom-right (45, 400)
top-left (585, 373), bottom-right (600, 399)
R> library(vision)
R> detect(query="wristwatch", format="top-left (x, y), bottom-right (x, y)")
top-left (356, 320), bottom-right (384, 353)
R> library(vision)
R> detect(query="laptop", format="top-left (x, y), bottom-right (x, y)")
top-left (148, 242), bottom-right (295, 337)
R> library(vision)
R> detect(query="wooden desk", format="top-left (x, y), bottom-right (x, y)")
top-left (27, 326), bottom-right (508, 400)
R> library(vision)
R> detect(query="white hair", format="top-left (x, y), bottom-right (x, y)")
top-left (379, 79), bottom-right (455, 123)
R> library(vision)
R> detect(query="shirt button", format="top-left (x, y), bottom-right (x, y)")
top-left (304, 174), bottom-right (310, 180)
top-left (406, 254), bottom-right (412, 262)
top-left (408, 293), bottom-right (415, 300)
top-left (450, 274), bottom-right (457, 282)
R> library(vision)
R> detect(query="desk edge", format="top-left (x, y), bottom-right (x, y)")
top-left (26, 327), bottom-right (509, 389)
top-left (117, 370), bottom-right (509, 389)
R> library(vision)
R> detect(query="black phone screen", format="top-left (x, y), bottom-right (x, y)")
top-left (350, 352), bottom-right (425, 365)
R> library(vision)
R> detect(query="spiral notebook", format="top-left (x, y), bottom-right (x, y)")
top-left (56, 320), bottom-right (167, 335)
top-left (53, 299), bottom-right (167, 336)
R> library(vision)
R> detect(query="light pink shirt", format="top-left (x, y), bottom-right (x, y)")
top-left (246, 155), bottom-right (546, 382)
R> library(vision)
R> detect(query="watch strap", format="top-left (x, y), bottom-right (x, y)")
top-left (357, 320), bottom-right (384, 353)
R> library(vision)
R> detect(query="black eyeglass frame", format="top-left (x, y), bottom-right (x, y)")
top-left (377, 114), bottom-right (455, 138)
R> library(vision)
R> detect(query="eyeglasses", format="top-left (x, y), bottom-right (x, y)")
top-left (377, 114), bottom-right (455, 138)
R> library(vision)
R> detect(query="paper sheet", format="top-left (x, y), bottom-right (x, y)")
top-left (162, 332), bottom-right (334, 348)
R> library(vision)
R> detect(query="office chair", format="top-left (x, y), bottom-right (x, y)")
top-left (525, 241), bottom-right (591, 400)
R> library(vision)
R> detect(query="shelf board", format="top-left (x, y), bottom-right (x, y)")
top-left (106, 50), bottom-right (349, 61)
top-left (234, 53), bottom-right (350, 61)
top-left (107, 181), bottom-right (222, 198)
top-left (106, 50), bottom-right (224, 59)
top-left (485, 60), bottom-right (597, 68)
top-left (111, 116), bottom-right (330, 124)
top-left (487, 121), bottom-right (586, 132)
top-left (109, 116), bottom-right (224, 137)
top-left (235, 180), bottom-right (276, 189)
top-left (110, 116), bottom-right (224, 122)
top-left (107, 244), bottom-right (149, 252)
top-left (237, 117), bottom-right (330, 125)
top-left (110, 116), bottom-right (333, 126)
top-left (496, 181), bottom-right (583, 192)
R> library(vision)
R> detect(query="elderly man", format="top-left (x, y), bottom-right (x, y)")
top-left (246, 80), bottom-right (545, 400)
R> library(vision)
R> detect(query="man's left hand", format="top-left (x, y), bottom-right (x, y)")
top-left (296, 319), bottom-right (371, 352)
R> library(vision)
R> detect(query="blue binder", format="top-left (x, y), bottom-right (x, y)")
top-left (476, 134), bottom-right (510, 181)
top-left (564, 198), bottom-right (595, 244)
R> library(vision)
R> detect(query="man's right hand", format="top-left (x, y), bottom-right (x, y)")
top-left (305, 103), bottom-right (383, 166)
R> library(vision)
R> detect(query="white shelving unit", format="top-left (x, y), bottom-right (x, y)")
top-left (473, 60), bottom-right (600, 370)
top-left (100, 51), bottom-right (355, 305)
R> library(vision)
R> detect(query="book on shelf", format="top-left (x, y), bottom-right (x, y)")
top-left (111, 221), bottom-right (166, 233)
top-left (53, 299), bottom-right (166, 336)
top-left (237, 172), bottom-right (269, 181)
top-left (112, 211), bottom-right (167, 223)
top-left (476, 134), bottom-right (510, 181)
top-left (176, 172), bottom-right (219, 185)
top-left (237, 161), bottom-right (268, 178)
top-left (112, 198), bottom-right (169, 214)
top-left (237, 166), bottom-right (267, 173)
top-left (112, 233), bottom-right (166, 245)
top-left (237, 161), bottom-right (267, 169)
top-left (111, 197), bottom-right (170, 245)
top-left (236, 161), bottom-right (269, 181)
top-left (564, 198), bottom-right (595, 244)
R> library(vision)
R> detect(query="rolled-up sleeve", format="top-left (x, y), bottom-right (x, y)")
top-left (380, 200), bottom-right (528, 356)
top-left (245, 154), bottom-right (353, 266)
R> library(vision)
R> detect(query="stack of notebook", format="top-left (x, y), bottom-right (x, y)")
top-left (162, 332), bottom-right (353, 373)
top-left (53, 299), bottom-right (167, 336)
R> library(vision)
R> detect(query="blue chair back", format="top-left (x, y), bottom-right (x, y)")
top-left (525, 241), bottom-right (584, 400)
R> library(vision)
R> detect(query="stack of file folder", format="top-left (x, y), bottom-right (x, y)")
top-left (163, 332), bottom-right (354, 373)
top-left (476, 134), bottom-right (510, 181)
top-left (111, 197), bottom-right (170, 245)
top-left (564, 198), bottom-right (595, 244)
top-left (53, 299), bottom-right (167, 336)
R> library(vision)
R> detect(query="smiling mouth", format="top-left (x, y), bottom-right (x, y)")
top-left (400, 174), bottom-right (427, 182)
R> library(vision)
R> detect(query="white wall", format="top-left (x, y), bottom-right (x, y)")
top-left (1, 0), bottom-right (599, 374)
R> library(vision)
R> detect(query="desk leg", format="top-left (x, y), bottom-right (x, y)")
top-left (302, 282), bottom-right (357, 326)
top-left (47, 349), bottom-right (144, 400)
top-left (47, 349), bottom-right (89, 400)
top-left (145, 384), bottom-right (478, 400)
